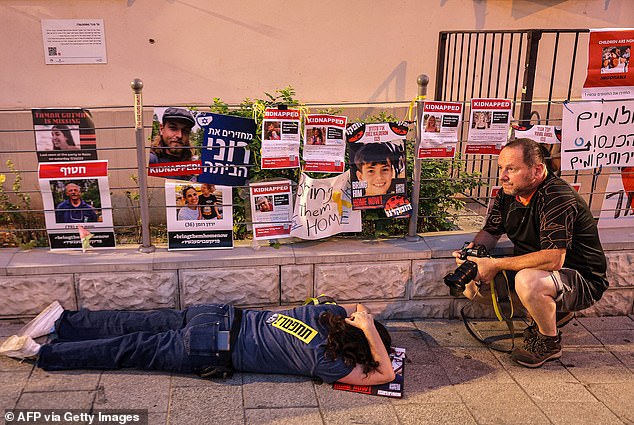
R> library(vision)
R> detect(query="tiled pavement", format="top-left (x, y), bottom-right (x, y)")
top-left (1, 315), bottom-right (633, 425)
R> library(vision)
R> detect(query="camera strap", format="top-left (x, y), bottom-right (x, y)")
top-left (460, 270), bottom-right (517, 353)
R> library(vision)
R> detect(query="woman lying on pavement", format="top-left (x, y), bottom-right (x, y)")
top-left (0, 301), bottom-right (395, 386)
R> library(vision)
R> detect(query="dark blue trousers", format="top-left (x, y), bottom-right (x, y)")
top-left (37, 304), bottom-right (235, 373)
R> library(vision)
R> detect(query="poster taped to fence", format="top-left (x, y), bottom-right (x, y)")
top-left (418, 101), bottom-right (462, 159)
top-left (164, 181), bottom-right (233, 250)
top-left (598, 170), bottom-right (634, 228)
top-left (249, 180), bottom-right (293, 240)
top-left (302, 114), bottom-right (348, 173)
top-left (32, 108), bottom-right (97, 162)
top-left (466, 98), bottom-right (512, 155)
top-left (261, 109), bottom-right (301, 169)
top-left (196, 112), bottom-right (256, 187)
top-left (582, 28), bottom-right (634, 100)
top-left (38, 160), bottom-right (115, 250)
top-left (333, 347), bottom-right (406, 398)
top-left (346, 122), bottom-right (409, 210)
top-left (512, 124), bottom-right (561, 144)
top-left (147, 107), bottom-right (202, 182)
top-left (290, 171), bottom-right (361, 240)
top-left (561, 99), bottom-right (634, 170)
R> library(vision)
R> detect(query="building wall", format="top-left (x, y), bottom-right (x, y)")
top-left (1, 0), bottom-right (632, 108)
top-left (0, 233), bottom-right (632, 319)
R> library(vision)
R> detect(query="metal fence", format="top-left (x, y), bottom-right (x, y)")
top-left (434, 28), bottom-right (611, 213)
top-left (0, 28), bottom-right (627, 249)
top-left (1, 88), bottom-right (439, 248)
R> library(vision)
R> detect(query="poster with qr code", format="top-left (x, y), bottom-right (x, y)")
top-left (41, 19), bottom-right (107, 64)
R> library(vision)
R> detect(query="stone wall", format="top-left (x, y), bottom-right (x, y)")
top-left (0, 230), bottom-right (632, 319)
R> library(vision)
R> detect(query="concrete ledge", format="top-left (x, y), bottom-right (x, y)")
top-left (1, 229), bottom-right (632, 319)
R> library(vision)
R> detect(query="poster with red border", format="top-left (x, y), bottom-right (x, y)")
top-left (250, 180), bottom-right (293, 240)
top-left (302, 114), bottom-right (347, 173)
top-left (261, 109), bottom-right (301, 169)
top-left (38, 160), bottom-right (115, 250)
top-left (418, 101), bottom-right (462, 159)
top-left (582, 28), bottom-right (634, 100)
top-left (466, 98), bottom-right (512, 155)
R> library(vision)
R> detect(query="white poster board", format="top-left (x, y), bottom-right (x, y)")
top-left (290, 171), bottom-right (362, 240)
top-left (41, 19), bottom-right (107, 64)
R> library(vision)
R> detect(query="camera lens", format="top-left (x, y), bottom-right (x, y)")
top-left (443, 260), bottom-right (479, 297)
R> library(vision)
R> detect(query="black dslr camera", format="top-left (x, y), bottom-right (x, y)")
top-left (443, 242), bottom-right (489, 297)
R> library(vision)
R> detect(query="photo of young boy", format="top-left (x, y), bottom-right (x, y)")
top-left (198, 183), bottom-right (223, 220)
top-left (349, 141), bottom-right (406, 209)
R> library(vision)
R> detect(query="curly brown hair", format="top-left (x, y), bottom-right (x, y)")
top-left (319, 311), bottom-right (391, 375)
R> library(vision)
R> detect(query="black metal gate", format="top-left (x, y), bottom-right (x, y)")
top-left (433, 29), bottom-right (605, 211)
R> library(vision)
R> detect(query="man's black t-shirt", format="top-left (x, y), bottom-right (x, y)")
top-left (483, 172), bottom-right (608, 300)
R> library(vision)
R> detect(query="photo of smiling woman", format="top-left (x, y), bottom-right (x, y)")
top-left (177, 186), bottom-right (202, 221)
top-left (50, 125), bottom-right (80, 151)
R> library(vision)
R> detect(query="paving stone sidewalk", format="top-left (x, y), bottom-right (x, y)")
top-left (1, 315), bottom-right (633, 425)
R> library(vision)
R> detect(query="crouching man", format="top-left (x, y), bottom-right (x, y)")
top-left (453, 138), bottom-right (608, 368)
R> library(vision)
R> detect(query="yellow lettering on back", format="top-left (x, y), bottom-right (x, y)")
top-left (271, 314), bottom-right (318, 344)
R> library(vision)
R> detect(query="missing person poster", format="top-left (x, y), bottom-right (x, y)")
top-left (147, 107), bottom-right (203, 182)
top-left (38, 160), bottom-right (115, 250)
top-left (197, 112), bottom-right (256, 187)
top-left (561, 99), bottom-right (634, 170)
top-left (302, 114), bottom-right (348, 173)
top-left (582, 28), bottom-right (634, 100)
top-left (346, 122), bottom-right (409, 210)
top-left (249, 180), bottom-right (293, 240)
top-left (165, 181), bottom-right (233, 250)
top-left (418, 101), bottom-right (463, 159)
top-left (598, 169), bottom-right (634, 228)
top-left (466, 98), bottom-right (512, 155)
top-left (290, 171), bottom-right (361, 240)
top-left (261, 108), bottom-right (301, 169)
top-left (32, 108), bottom-right (97, 162)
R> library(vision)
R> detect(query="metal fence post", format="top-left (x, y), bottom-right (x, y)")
top-left (519, 30), bottom-right (542, 126)
top-left (406, 74), bottom-right (429, 241)
top-left (131, 78), bottom-right (156, 253)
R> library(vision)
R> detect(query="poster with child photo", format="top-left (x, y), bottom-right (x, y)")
top-left (346, 122), bottom-right (409, 211)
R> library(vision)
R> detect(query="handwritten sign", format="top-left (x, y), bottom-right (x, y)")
top-left (598, 171), bottom-right (634, 228)
top-left (290, 172), bottom-right (361, 240)
top-left (561, 99), bottom-right (634, 171)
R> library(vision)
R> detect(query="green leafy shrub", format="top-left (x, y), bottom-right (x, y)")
top-left (0, 160), bottom-right (47, 248)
